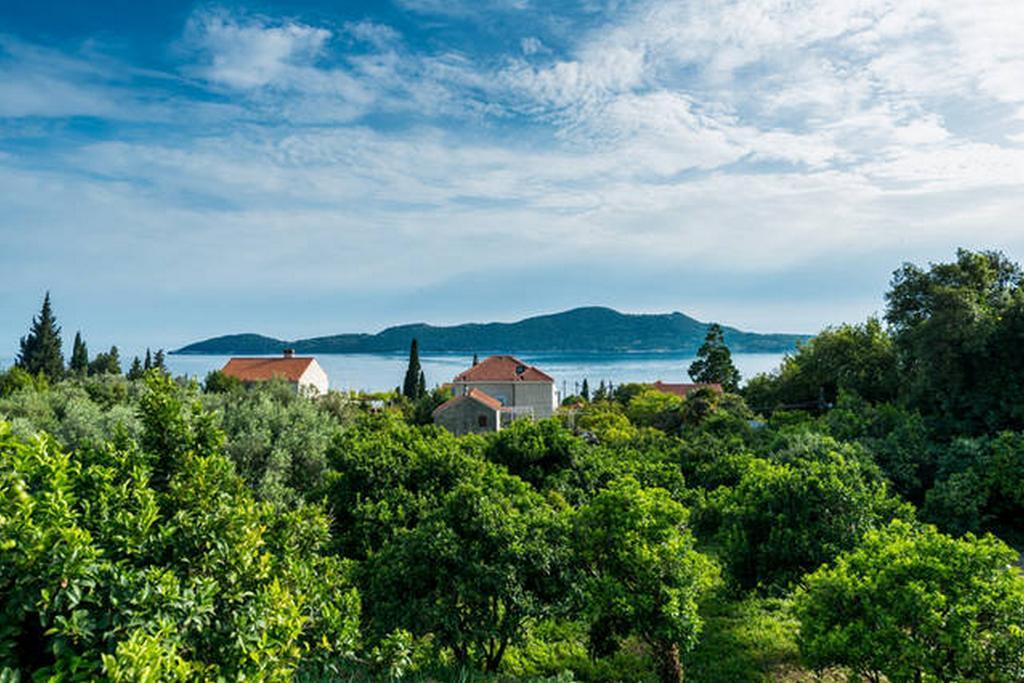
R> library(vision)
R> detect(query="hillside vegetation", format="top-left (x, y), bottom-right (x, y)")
top-left (173, 307), bottom-right (808, 355)
top-left (2, 249), bottom-right (1023, 681)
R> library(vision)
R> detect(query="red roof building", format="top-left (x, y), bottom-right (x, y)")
top-left (453, 355), bottom-right (554, 383)
top-left (220, 350), bottom-right (329, 395)
top-left (432, 388), bottom-right (503, 435)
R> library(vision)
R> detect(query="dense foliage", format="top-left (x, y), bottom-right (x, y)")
top-left (797, 520), bottom-right (1024, 682)
top-left (3, 251), bottom-right (1024, 680)
top-left (688, 323), bottom-right (741, 392)
top-left (16, 293), bottom-right (64, 379)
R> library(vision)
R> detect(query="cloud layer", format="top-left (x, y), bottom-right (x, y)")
top-left (1, 0), bottom-right (1023, 347)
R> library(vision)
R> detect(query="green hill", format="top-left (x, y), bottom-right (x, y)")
top-left (172, 307), bottom-right (807, 355)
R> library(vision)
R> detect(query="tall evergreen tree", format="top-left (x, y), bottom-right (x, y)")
top-left (127, 356), bottom-right (145, 380)
top-left (418, 370), bottom-right (427, 399)
top-left (16, 292), bottom-right (64, 378)
top-left (144, 348), bottom-right (152, 370)
top-left (472, 353), bottom-right (479, 366)
top-left (153, 349), bottom-right (166, 371)
top-left (69, 331), bottom-right (89, 375)
top-left (581, 378), bottom-right (590, 401)
top-left (403, 338), bottom-right (424, 398)
top-left (688, 323), bottom-right (741, 392)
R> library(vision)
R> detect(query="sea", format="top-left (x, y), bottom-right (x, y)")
top-left (2, 351), bottom-right (787, 395)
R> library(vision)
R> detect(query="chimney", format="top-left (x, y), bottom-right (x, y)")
top-left (283, 348), bottom-right (295, 358)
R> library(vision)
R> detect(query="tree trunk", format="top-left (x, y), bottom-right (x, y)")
top-left (654, 640), bottom-right (683, 683)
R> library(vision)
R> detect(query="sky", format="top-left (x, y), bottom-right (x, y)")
top-left (1, 0), bottom-right (1023, 353)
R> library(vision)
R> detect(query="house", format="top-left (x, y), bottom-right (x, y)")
top-left (220, 350), bottom-right (329, 396)
top-left (433, 355), bottom-right (558, 433)
top-left (648, 380), bottom-right (723, 398)
top-left (432, 388), bottom-right (503, 436)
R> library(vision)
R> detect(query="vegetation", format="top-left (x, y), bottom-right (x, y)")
top-left (689, 323), bottom-right (741, 392)
top-left (16, 292), bottom-right (64, 379)
top-left (797, 520), bottom-right (1024, 682)
top-left (174, 306), bottom-right (808, 355)
top-left (2, 249), bottom-right (1024, 680)
top-left (402, 338), bottom-right (426, 399)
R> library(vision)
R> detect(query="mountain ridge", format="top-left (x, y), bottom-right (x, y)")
top-left (171, 306), bottom-right (808, 356)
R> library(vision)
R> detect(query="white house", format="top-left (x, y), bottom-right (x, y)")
top-left (220, 350), bottom-right (329, 396)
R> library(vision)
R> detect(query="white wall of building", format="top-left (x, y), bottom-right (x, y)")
top-left (298, 360), bottom-right (330, 396)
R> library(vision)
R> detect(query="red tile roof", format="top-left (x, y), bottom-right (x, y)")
top-left (453, 355), bottom-right (554, 383)
top-left (433, 388), bottom-right (503, 416)
top-left (650, 380), bottom-right (723, 398)
top-left (221, 357), bottom-right (315, 383)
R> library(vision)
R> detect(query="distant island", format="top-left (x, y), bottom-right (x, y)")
top-left (172, 307), bottom-right (808, 356)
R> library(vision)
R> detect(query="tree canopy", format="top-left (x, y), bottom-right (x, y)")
top-left (797, 519), bottom-right (1024, 682)
top-left (688, 323), bottom-right (741, 392)
top-left (16, 292), bottom-right (64, 379)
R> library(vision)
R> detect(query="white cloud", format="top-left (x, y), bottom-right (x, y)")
top-left (185, 11), bottom-right (331, 89)
top-left (520, 37), bottom-right (545, 56)
top-left (2, 0), bottom-right (1024, 336)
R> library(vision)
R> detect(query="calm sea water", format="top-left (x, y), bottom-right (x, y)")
top-left (0, 351), bottom-right (787, 394)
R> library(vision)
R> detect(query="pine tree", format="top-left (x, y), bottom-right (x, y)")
top-left (688, 323), bottom-right (741, 392)
top-left (154, 349), bottom-right (166, 371)
top-left (69, 331), bottom-right (89, 375)
top-left (127, 356), bottom-right (145, 380)
top-left (581, 378), bottom-right (590, 401)
top-left (144, 348), bottom-right (152, 370)
top-left (108, 346), bottom-right (121, 375)
top-left (16, 292), bottom-right (64, 378)
top-left (403, 338), bottom-right (423, 398)
top-left (90, 345), bottom-right (122, 376)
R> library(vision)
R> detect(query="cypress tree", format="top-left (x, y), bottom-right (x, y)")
top-left (403, 338), bottom-right (423, 398)
top-left (418, 370), bottom-right (427, 399)
top-left (144, 348), bottom-right (152, 370)
top-left (108, 346), bottom-right (121, 375)
top-left (473, 353), bottom-right (479, 366)
top-left (69, 331), bottom-right (89, 375)
top-left (688, 323), bottom-right (741, 392)
top-left (153, 349), bottom-right (166, 371)
top-left (581, 378), bottom-right (590, 401)
top-left (16, 292), bottom-right (64, 378)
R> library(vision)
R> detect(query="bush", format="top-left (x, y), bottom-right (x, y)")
top-left (715, 442), bottom-right (911, 591)
top-left (796, 520), bottom-right (1024, 682)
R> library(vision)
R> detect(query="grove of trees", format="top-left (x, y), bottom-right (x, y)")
top-left (2, 250), bottom-right (1023, 681)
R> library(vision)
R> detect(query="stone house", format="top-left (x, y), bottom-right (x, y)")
top-left (433, 355), bottom-right (558, 433)
top-left (431, 388), bottom-right (503, 436)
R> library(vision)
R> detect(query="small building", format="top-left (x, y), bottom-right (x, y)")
top-left (220, 350), bottom-right (329, 396)
top-left (433, 355), bottom-right (558, 434)
top-left (450, 355), bottom-right (558, 419)
top-left (432, 388), bottom-right (503, 436)
top-left (649, 380), bottom-right (723, 398)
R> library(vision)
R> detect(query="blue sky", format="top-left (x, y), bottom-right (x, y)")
top-left (2, 0), bottom-right (1023, 352)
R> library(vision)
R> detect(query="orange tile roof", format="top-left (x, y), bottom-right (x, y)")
top-left (453, 355), bottom-right (554, 383)
top-left (221, 357), bottom-right (315, 383)
top-left (433, 388), bottom-right (503, 416)
top-left (650, 380), bottom-right (723, 398)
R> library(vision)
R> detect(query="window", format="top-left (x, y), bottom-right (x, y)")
top-left (478, 415), bottom-right (488, 427)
